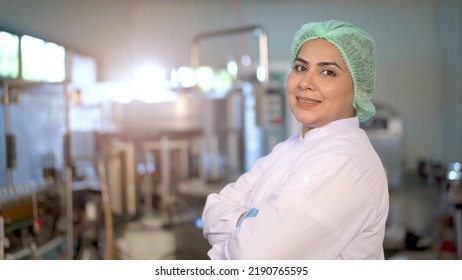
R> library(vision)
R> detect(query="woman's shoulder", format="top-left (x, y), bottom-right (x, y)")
top-left (311, 127), bottom-right (383, 169)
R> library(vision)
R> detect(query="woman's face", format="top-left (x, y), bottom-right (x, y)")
top-left (287, 39), bottom-right (355, 135)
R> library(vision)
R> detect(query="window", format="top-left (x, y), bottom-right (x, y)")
top-left (44, 42), bottom-right (66, 82)
top-left (0, 31), bottom-right (19, 79)
top-left (21, 35), bottom-right (65, 82)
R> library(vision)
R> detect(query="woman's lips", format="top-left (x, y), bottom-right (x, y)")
top-left (296, 96), bottom-right (321, 106)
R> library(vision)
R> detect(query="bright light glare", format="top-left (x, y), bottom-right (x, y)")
top-left (0, 31), bottom-right (19, 78)
top-left (453, 162), bottom-right (461, 172)
top-left (448, 171), bottom-right (461, 181)
top-left (213, 69), bottom-right (233, 95)
top-left (21, 35), bottom-right (66, 82)
top-left (87, 81), bottom-right (178, 104)
top-left (177, 66), bottom-right (196, 88)
top-left (45, 42), bottom-right (65, 82)
top-left (195, 66), bottom-right (214, 92)
top-left (227, 60), bottom-right (238, 77)
top-left (134, 64), bottom-right (167, 86)
top-left (170, 68), bottom-right (179, 87)
top-left (256, 65), bottom-right (266, 82)
top-left (21, 35), bottom-right (45, 81)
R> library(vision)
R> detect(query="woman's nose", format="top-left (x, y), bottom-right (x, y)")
top-left (299, 72), bottom-right (316, 91)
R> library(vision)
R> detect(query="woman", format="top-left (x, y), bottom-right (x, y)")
top-left (202, 20), bottom-right (389, 259)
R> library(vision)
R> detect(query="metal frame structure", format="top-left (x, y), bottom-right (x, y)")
top-left (141, 137), bottom-right (189, 217)
top-left (0, 80), bottom-right (74, 260)
top-left (190, 25), bottom-right (270, 127)
top-left (190, 24), bottom-right (269, 87)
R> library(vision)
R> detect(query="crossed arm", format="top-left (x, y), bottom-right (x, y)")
top-left (202, 153), bottom-right (386, 259)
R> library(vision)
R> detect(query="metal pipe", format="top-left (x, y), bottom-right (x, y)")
top-left (455, 207), bottom-right (462, 259)
top-left (190, 25), bottom-right (269, 85)
top-left (142, 146), bottom-right (154, 216)
top-left (3, 80), bottom-right (69, 87)
top-left (2, 82), bottom-right (10, 138)
top-left (64, 159), bottom-right (73, 260)
top-left (227, 131), bottom-right (240, 174)
top-left (31, 191), bottom-right (39, 234)
top-left (125, 142), bottom-right (136, 216)
top-left (210, 134), bottom-right (219, 181)
top-left (179, 141), bottom-right (189, 179)
top-left (5, 235), bottom-right (66, 260)
top-left (160, 136), bottom-right (170, 203)
top-left (2, 82), bottom-right (13, 190)
top-left (0, 216), bottom-right (4, 260)
top-left (97, 159), bottom-right (113, 260)
top-left (199, 136), bottom-right (207, 182)
top-left (63, 83), bottom-right (73, 260)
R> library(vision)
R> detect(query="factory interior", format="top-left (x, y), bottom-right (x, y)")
top-left (0, 0), bottom-right (461, 260)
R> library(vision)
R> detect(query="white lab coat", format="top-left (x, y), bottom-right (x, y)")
top-left (202, 117), bottom-right (389, 259)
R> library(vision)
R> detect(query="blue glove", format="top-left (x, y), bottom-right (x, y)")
top-left (236, 208), bottom-right (259, 228)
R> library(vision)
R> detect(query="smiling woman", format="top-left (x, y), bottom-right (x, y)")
top-left (287, 39), bottom-right (355, 135)
top-left (202, 20), bottom-right (389, 260)
top-left (289, 20), bottom-right (377, 124)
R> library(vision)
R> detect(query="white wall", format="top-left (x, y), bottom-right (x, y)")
top-left (0, 0), bottom-right (459, 171)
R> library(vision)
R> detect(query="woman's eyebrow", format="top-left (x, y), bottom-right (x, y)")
top-left (294, 57), bottom-right (308, 64)
top-left (294, 57), bottom-right (343, 70)
top-left (317, 61), bottom-right (343, 70)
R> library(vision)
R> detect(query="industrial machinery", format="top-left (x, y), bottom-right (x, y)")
top-left (88, 25), bottom-right (287, 222)
top-left (0, 28), bottom-right (102, 259)
top-left (0, 82), bottom-right (74, 260)
top-left (1, 25), bottom-right (288, 260)
top-left (105, 26), bottom-right (287, 259)
top-left (445, 162), bottom-right (462, 259)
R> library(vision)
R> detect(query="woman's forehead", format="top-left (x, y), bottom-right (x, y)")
top-left (298, 39), bottom-right (342, 59)
top-left (297, 39), bottom-right (347, 69)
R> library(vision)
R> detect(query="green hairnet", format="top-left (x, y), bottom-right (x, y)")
top-left (290, 20), bottom-right (377, 122)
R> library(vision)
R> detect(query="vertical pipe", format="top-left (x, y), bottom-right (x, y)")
top-left (31, 191), bottom-right (39, 234)
top-left (160, 136), bottom-right (170, 202)
top-left (455, 208), bottom-right (462, 259)
top-left (227, 93), bottom-right (240, 174)
top-left (227, 131), bottom-right (239, 174)
top-left (97, 159), bottom-right (113, 260)
top-left (125, 142), bottom-right (136, 216)
top-left (63, 83), bottom-right (73, 260)
top-left (65, 158), bottom-right (73, 261)
top-left (199, 136), bottom-right (207, 182)
top-left (256, 29), bottom-right (269, 87)
top-left (3, 82), bottom-right (13, 191)
top-left (159, 137), bottom-right (171, 225)
top-left (256, 31), bottom-right (269, 127)
top-left (179, 140), bottom-right (189, 180)
top-left (210, 134), bottom-right (219, 181)
top-left (0, 216), bottom-right (4, 260)
top-left (143, 146), bottom-right (153, 216)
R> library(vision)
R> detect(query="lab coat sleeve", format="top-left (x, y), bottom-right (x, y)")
top-left (201, 190), bottom-right (246, 246)
top-left (202, 153), bottom-right (270, 247)
top-left (222, 154), bottom-right (388, 259)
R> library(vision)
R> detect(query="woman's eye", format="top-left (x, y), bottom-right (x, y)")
top-left (294, 65), bottom-right (306, 72)
top-left (321, 69), bottom-right (336, 76)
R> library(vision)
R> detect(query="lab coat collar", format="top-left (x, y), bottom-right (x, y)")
top-left (299, 117), bottom-right (360, 144)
